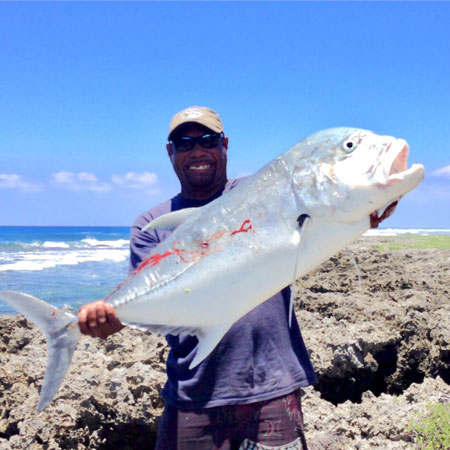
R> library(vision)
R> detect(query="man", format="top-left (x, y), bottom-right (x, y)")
top-left (79, 106), bottom-right (396, 449)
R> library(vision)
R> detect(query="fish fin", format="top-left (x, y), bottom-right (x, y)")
top-left (142, 208), bottom-right (198, 232)
top-left (125, 322), bottom-right (200, 337)
top-left (288, 285), bottom-right (294, 328)
top-left (125, 321), bottom-right (229, 369)
top-left (0, 291), bottom-right (80, 412)
top-left (189, 324), bottom-right (231, 369)
top-left (289, 214), bottom-right (311, 327)
top-left (297, 213), bottom-right (310, 228)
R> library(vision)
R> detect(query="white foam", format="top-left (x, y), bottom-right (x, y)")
top-left (0, 248), bottom-right (128, 272)
top-left (42, 241), bottom-right (71, 249)
top-left (10, 238), bottom-right (129, 250)
top-left (80, 238), bottom-right (129, 248)
top-left (24, 241), bottom-right (44, 249)
top-left (364, 228), bottom-right (450, 237)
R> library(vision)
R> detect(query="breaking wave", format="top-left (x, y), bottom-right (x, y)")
top-left (0, 248), bottom-right (128, 272)
top-left (0, 227), bottom-right (130, 273)
top-left (364, 228), bottom-right (450, 237)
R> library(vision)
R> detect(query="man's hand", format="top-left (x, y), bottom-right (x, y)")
top-left (370, 201), bottom-right (398, 228)
top-left (78, 300), bottom-right (124, 339)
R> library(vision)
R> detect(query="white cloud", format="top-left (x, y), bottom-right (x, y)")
top-left (0, 173), bottom-right (41, 192)
top-left (52, 171), bottom-right (111, 192)
top-left (2, 170), bottom-right (161, 195)
top-left (111, 171), bottom-right (158, 189)
top-left (52, 171), bottom-right (74, 184)
top-left (431, 165), bottom-right (450, 179)
top-left (78, 172), bottom-right (98, 182)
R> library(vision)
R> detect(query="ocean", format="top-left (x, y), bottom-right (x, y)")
top-left (1, 226), bottom-right (449, 315)
top-left (0, 226), bottom-right (130, 314)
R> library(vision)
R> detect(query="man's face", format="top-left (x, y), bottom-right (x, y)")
top-left (167, 125), bottom-right (229, 199)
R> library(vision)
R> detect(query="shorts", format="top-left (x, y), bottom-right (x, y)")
top-left (155, 390), bottom-right (308, 450)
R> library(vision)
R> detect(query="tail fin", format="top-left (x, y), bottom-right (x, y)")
top-left (0, 291), bottom-right (80, 412)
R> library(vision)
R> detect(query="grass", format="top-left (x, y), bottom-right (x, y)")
top-left (371, 235), bottom-right (450, 251)
top-left (409, 402), bottom-right (450, 449)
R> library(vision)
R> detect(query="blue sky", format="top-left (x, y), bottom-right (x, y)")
top-left (1, 1), bottom-right (449, 228)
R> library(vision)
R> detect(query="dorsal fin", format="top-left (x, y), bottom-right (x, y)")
top-left (142, 207), bottom-right (198, 232)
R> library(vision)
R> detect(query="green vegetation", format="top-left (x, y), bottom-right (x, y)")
top-left (373, 235), bottom-right (450, 251)
top-left (409, 402), bottom-right (450, 449)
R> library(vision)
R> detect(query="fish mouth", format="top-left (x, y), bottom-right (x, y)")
top-left (373, 138), bottom-right (424, 219)
top-left (385, 139), bottom-right (424, 185)
top-left (387, 139), bottom-right (409, 180)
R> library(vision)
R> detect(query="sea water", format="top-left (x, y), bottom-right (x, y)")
top-left (364, 228), bottom-right (450, 237)
top-left (0, 226), bottom-right (130, 314)
top-left (1, 226), bottom-right (450, 315)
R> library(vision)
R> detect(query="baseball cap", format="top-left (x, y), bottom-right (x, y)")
top-left (168, 106), bottom-right (224, 139)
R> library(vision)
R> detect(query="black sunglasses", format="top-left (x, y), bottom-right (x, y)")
top-left (169, 132), bottom-right (224, 153)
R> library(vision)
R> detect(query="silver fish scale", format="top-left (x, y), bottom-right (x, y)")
top-left (109, 259), bottom-right (194, 308)
top-left (105, 160), bottom-right (298, 319)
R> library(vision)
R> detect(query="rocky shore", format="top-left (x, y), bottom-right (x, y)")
top-left (1, 235), bottom-right (449, 449)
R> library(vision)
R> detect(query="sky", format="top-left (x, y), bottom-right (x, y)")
top-left (0, 1), bottom-right (449, 228)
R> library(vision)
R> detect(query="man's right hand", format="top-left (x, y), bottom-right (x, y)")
top-left (78, 300), bottom-right (124, 339)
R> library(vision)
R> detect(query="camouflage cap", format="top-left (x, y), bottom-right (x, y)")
top-left (168, 106), bottom-right (224, 139)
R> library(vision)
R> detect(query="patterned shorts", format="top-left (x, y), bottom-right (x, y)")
top-left (155, 390), bottom-right (308, 450)
top-left (239, 437), bottom-right (305, 450)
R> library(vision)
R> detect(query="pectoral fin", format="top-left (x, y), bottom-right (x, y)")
top-left (142, 208), bottom-right (198, 232)
top-left (190, 323), bottom-right (231, 369)
top-left (123, 321), bottom-right (230, 370)
top-left (289, 214), bottom-right (310, 327)
top-left (124, 322), bottom-right (200, 338)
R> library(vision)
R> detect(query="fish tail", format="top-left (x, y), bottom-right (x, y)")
top-left (0, 291), bottom-right (80, 412)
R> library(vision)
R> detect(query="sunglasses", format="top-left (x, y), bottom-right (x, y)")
top-left (169, 132), bottom-right (224, 153)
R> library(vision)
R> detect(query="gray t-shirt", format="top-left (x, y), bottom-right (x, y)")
top-left (129, 179), bottom-right (317, 408)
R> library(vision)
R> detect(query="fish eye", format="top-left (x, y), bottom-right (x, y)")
top-left (342, 139), bottom-right (357, 152)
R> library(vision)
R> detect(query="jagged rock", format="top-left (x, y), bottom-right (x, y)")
top-left (303, 377), bottom-right (450, 449)
top-left (0, 323), bottom-right (168, 450)
top-left (0, 236), bottom-right (449, 449)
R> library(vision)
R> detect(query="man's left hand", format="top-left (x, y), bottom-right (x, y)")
top-left (370, 201), bottom-right (398, 228)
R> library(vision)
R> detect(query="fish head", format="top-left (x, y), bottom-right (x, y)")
top-left (290, 127), bottom-right (425, 224)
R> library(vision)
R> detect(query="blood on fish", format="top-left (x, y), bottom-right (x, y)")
top-left (213, 230), bottom-right (227, 239)
top-left (132, 221), bottom-right (253, 276)
top-left (135, 250), bottom-right (174, 273)
top-left (133, 229), bottom-right (228, 275)
top-left (169, 247), bottom-right (188, 263)
top-left (231, 219), bottom-right (253, 235)
top-left (106, 280), bottom-right (126, 300)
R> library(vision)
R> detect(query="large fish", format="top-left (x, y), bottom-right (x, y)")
top-left (0, 127), bottom-right (424, 412)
